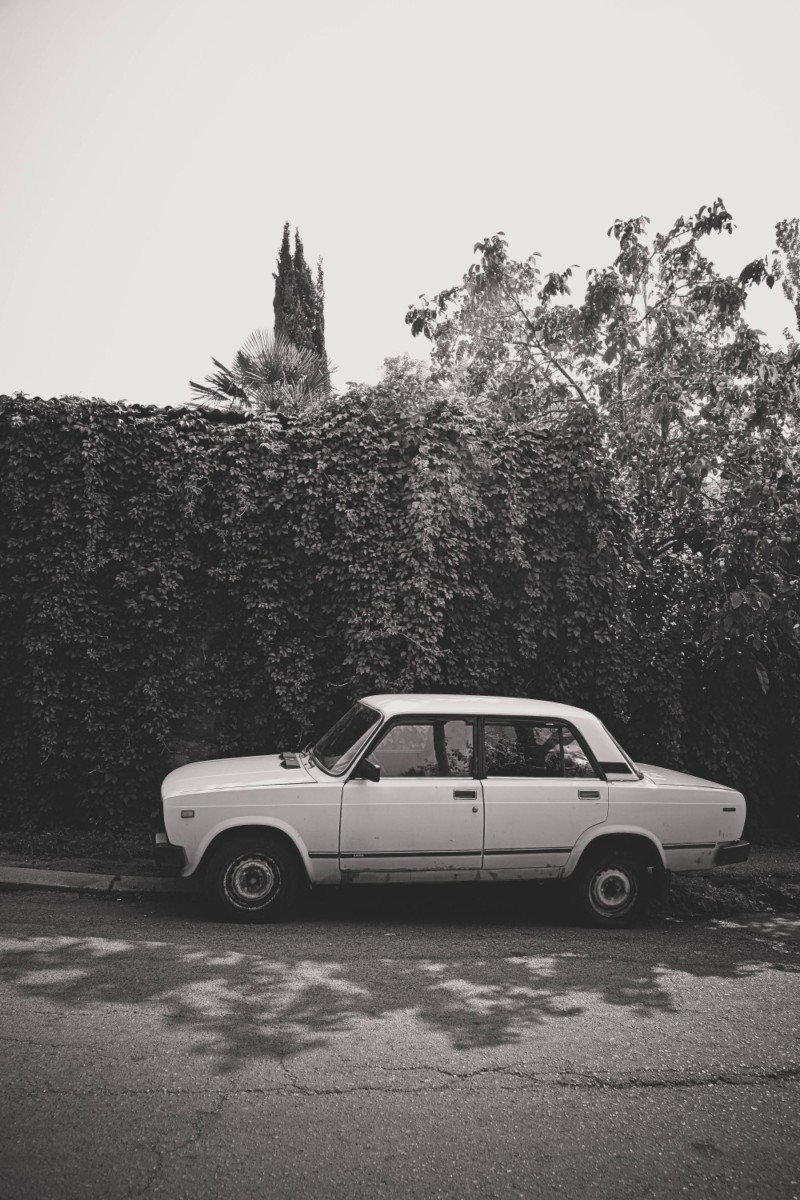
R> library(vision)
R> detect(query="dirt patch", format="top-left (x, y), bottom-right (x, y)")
top-left (670, 874), bottom-right (800, 917)
top-left (666, 844), bottom-right (800, 917)
top-left (0, 825), bottom-right (168, 876)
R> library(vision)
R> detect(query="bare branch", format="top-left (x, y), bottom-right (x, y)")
top-left (499, 283), bottom-right (590, 404)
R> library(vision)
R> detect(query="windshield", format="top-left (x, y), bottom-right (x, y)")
top-left (311, 702), bottom-right (381, 775)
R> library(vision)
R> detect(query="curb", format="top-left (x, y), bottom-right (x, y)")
top-left (113, 875), bottom-right (197, 894)
top-left (0, 865), bottom-right (197, 895)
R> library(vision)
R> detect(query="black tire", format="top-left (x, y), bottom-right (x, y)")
top-left (203, 834), bottom-right (302, 923)
top-left (571, 850), bottom-right (651, 928)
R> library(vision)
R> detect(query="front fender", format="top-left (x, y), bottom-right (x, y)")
top-left (185, 816), bottom-right (313, 878)
top-left (562, 825), bottom-right (667, 879)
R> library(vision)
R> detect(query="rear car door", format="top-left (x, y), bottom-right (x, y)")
top-left (339, 717), bottom-right (483, 873)
top-left (481, 719), bottom-right (608, 874)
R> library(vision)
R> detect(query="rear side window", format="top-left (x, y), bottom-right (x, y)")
top-left (370, 720), bottom-right (474, 778)
top-left (484, 722), bottom-right (597, 778)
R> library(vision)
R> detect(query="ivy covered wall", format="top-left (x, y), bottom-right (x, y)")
top-left (1, 392), bottom-right (798, 835)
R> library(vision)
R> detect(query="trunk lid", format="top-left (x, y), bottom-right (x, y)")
top-left (636, 763), bottom-right (733, 790)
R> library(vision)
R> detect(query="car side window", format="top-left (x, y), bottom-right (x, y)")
top-left (560, 729), bottom-right (597, 777)
top-left (484, 722), bottom-right (597, 778)
top-left (370, 720), bottom-right (474, 778)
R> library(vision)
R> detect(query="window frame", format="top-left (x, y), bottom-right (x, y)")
top-left (598, 721), bottom-right (642, 779)
top-left (479, 717), bottom-right (604, 781)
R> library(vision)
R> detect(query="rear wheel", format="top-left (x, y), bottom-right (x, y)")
top-left (204, 835), bottom-right (301, 923)
top-left (571, 850), bottom-right (651, 928)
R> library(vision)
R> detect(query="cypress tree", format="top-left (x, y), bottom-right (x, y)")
top-left (314, 260), bottom-right (326, 360)
top-left (291, 231), bottom-right (318, 353)
top-left (272, 224), bottom-right (327, 359)
top-left (272, 222), bottom-right (294, 342)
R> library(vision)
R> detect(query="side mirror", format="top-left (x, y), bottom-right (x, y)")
top-left (353, 758), bottom-right (381, 783)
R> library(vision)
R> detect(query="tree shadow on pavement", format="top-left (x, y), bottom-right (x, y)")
top-left (0, 883), bottom-right (797, 1073)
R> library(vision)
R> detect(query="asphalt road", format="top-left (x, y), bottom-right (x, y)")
top-left (1, 884), bottom-right (799, 1200)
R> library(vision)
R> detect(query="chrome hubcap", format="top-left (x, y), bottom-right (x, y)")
top-left (226, 856), bottom-right (277, 907)
top-left (590, 866), bottom-right (636, 914)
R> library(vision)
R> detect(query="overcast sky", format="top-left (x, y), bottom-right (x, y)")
top-left (1, 0), bottom-right (798, 406)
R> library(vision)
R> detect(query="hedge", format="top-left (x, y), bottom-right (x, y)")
top-left (0, 391), bottom-right (635, 828)
top-left (1, 391), bottom-right (798, 836)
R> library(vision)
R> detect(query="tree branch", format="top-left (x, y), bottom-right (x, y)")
top-left (500, 282), bottom-right (590, 404)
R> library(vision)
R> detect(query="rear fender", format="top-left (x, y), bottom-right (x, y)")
top-left (563, 825), bottom-right (667, 879)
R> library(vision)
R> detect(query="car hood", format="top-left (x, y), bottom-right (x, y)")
top-left (636, 763), bottom-right (733, 790)
top-left (162, 753), bottom-right (315, 799)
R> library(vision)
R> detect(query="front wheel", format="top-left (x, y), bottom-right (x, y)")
top-left (571, 851), bottom-right (651, 928)
top-left (204, 835), bottom-right (301, 923)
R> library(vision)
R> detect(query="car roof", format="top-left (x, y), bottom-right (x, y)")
top-left (360, 694), bottom-right (596, 722)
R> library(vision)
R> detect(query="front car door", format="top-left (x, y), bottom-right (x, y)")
top-left (481, 719), bottom-right (608, 876)
top-left (340, 717), bottom-right (483, 875)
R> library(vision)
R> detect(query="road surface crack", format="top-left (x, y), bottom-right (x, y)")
top-left (17, 1062), bottom-right (800, 1105)
top-left (540, 1063), bottom-right (800, 1091)
top-left (366, 1060), bottom-right (800, 1091)
top-left (126, 1092), bottom-right (228, 1198)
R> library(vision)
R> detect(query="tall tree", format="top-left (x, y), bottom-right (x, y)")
top-left (272, 223), bottom-right (294, 342)
top-left (291, 232), bottom-right (317, 352)
top-left (314, 259), bottom-right (326, 361)
top-left (272, 225), bottom-right (327, 360)
top-left (405, 203), bottom-right (800, 711)
top-left (773, 218), bottom-right (800, 334)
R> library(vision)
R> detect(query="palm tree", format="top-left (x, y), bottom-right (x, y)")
top-left (189, 329), bottom-right (334, 415)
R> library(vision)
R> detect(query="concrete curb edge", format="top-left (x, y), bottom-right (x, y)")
top-left (0, 865), bottom-right (196, 895)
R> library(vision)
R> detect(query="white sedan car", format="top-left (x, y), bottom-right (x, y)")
top-left (155, 694), bottom-right (750, 926)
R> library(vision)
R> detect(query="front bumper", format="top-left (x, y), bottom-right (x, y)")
top-left (152, 830), bottom-right (186, 872)
top-left (715, 839), bottom-right (751, 866)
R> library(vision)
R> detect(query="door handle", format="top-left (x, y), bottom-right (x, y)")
top-left (578, 790), bottom-right (601, 799)
top-left (453, 789), bottom-right (477, 799)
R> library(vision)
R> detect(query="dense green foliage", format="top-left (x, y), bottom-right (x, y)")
top-left (272, 222), bottom-right (326, 359)
top-left (1, 391), bottom-right (633, 830)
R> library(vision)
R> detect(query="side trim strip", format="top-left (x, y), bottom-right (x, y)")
top-left (315, 847), bottom-right (574, 859)
top-left (484, 847), bottom-right (571, 856)
top-left (662, 842), bottom-right (716, 850)
top-left (339, 849), bottom-right (481, 859)
top-left (318, 845), bottom-right (717, 857)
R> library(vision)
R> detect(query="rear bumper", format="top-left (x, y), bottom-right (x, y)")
top-left (715, 839), bottom-right (750, 866)
top-left (152, 830), bottom-right (186, 872)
